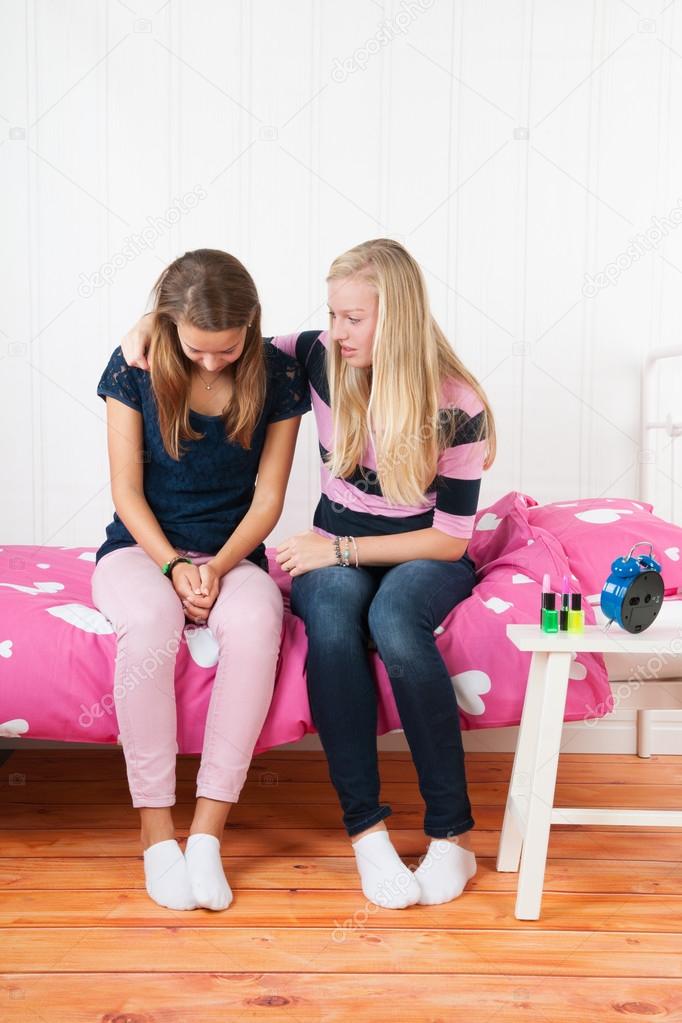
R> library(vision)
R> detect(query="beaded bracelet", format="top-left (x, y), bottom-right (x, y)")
top-left (333, 535), bottom-right (347, 566)
top-left (333, 535), bottom-right (358, 568)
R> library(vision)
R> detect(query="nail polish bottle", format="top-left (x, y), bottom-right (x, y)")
top-left (567, 592), bottom-right (584, 633)
top-left (541, 573), bottom-right (554, 627)
top-left (541, 595), bottom-right (558, 633)
top-left (559, 595), bottom-right (570, 631)
top-left (558, 575), bottom-right (570, 631)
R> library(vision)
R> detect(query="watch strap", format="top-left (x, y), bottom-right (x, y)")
top-left (161, 555), bottom-right (193, 578)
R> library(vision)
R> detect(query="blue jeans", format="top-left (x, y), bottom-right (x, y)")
top-left (290, 554), bottom-right (477, 838)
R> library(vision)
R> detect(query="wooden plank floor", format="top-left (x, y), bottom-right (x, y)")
top-left (1, 749), bottom-right (682, 1022)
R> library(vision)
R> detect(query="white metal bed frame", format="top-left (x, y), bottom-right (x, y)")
top-left (635, 344), bottom-right (682, 756)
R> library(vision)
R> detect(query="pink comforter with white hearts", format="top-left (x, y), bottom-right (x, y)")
top-left (2, 490), bottom-right (653, 752)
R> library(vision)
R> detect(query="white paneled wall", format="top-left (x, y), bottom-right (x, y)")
top-left (2, 0), bottom-right (682, 547)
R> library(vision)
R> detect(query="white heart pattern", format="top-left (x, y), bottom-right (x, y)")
top-left (0, 718), bottom-right (29, 737)
top-left (450, 669), bottom-right (492, 716)
top-left (665, 547), bottom-right (680, 562)
top-left (483, 597), bottom-right (513, 614)
top-left (185, 625), bottom-right (219, 667)
top-left (78, 552), bottom-right (97, 563)
top-left (35, 563), bottom-right (50, 569)
top-left (0, 640), bottom-right (13, 659)
top-left (475, 512), bottom-right (501, 532)
top-left (569, 654), bottom-right (587, 680)
top-left (511, 573), bottom-right (533, 585)
top-left (45, 604), bottom-right (114, 634)
top-left (0, 581), bottom-right (65, 596)
top-left (575, 508), bottom-right (634, 524)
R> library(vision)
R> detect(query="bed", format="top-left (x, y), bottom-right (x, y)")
top-left (1, 488), bottom-right (681, 755)
top-left (2, 348), bottom-right (682, 756)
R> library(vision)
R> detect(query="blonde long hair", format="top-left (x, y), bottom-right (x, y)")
top-left (146, 249), bottom-right (265, 459)
top-left (325, 238), bottom-right (496, 506)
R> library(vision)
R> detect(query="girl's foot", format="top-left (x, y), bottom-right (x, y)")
top-left (351, 828), bottom-right (421, 909)
top-left (413, 837), bottom-right (477, 905)
top-left (143, 838), bottom-right (198, 911)
top-left (184, 833), bottom-right (233, 911)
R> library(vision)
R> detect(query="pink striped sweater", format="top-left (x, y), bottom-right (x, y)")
top-left (268, 329), bottom-right (487, 542)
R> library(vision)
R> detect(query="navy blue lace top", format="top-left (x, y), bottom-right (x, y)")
top-left (95, 342), bottom-right (311, 568)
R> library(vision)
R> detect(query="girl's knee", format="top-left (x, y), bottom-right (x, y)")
top-left (106, 583), bottom-right (185, 640)
top-left (292, 567), bottom-right (374, 625)
top-left (368, 584), bottom-right (410, 634)
top-left (252, 571), bottom-right (284, 622)
top-left (211, 573), bottom-right (284, 637)
top-left (93, 566), bottom-right (186, 636)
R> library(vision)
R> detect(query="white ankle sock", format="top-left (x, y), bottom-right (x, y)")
top-left (143, 838), bottom-right (198, 911)
top-left (184, 833), bottom-right (233, 911)
top-left (414, 838), bottom-right (477, 905)
top-left (351, 829), bottom-right (421, 909)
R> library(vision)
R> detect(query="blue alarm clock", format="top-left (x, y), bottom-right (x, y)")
top-left (600, 541), bottom-right (664, 633)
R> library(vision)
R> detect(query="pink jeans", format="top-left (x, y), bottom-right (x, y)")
top-left (91, 544), bottom-right (284, 808)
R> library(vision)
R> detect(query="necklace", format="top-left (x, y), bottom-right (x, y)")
top-left (194, 366), bottom-right (229, 391)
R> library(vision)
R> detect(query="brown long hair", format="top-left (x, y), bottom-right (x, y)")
top-left (147, 248), bottom-right (265, 458)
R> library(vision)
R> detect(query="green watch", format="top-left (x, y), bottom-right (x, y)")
top-left (161, 555), bottom-right (193, 578)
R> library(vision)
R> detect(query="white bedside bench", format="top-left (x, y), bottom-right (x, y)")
top-left (498, 622), bottom-right (682, 920)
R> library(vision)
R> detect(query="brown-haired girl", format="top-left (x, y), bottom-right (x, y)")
top-left (92, 248), bottom-right (310, 912)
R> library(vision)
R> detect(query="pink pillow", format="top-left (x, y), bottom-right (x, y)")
top-left (467, 491), bottom-right (538, 569)
top-left (527, 497), bottom-right (682, 601)
top-left (439, 525), bottom-right (611, 727)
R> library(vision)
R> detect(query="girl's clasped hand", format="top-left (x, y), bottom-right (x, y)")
top-left (171, 561), bottom-right (219, 623)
